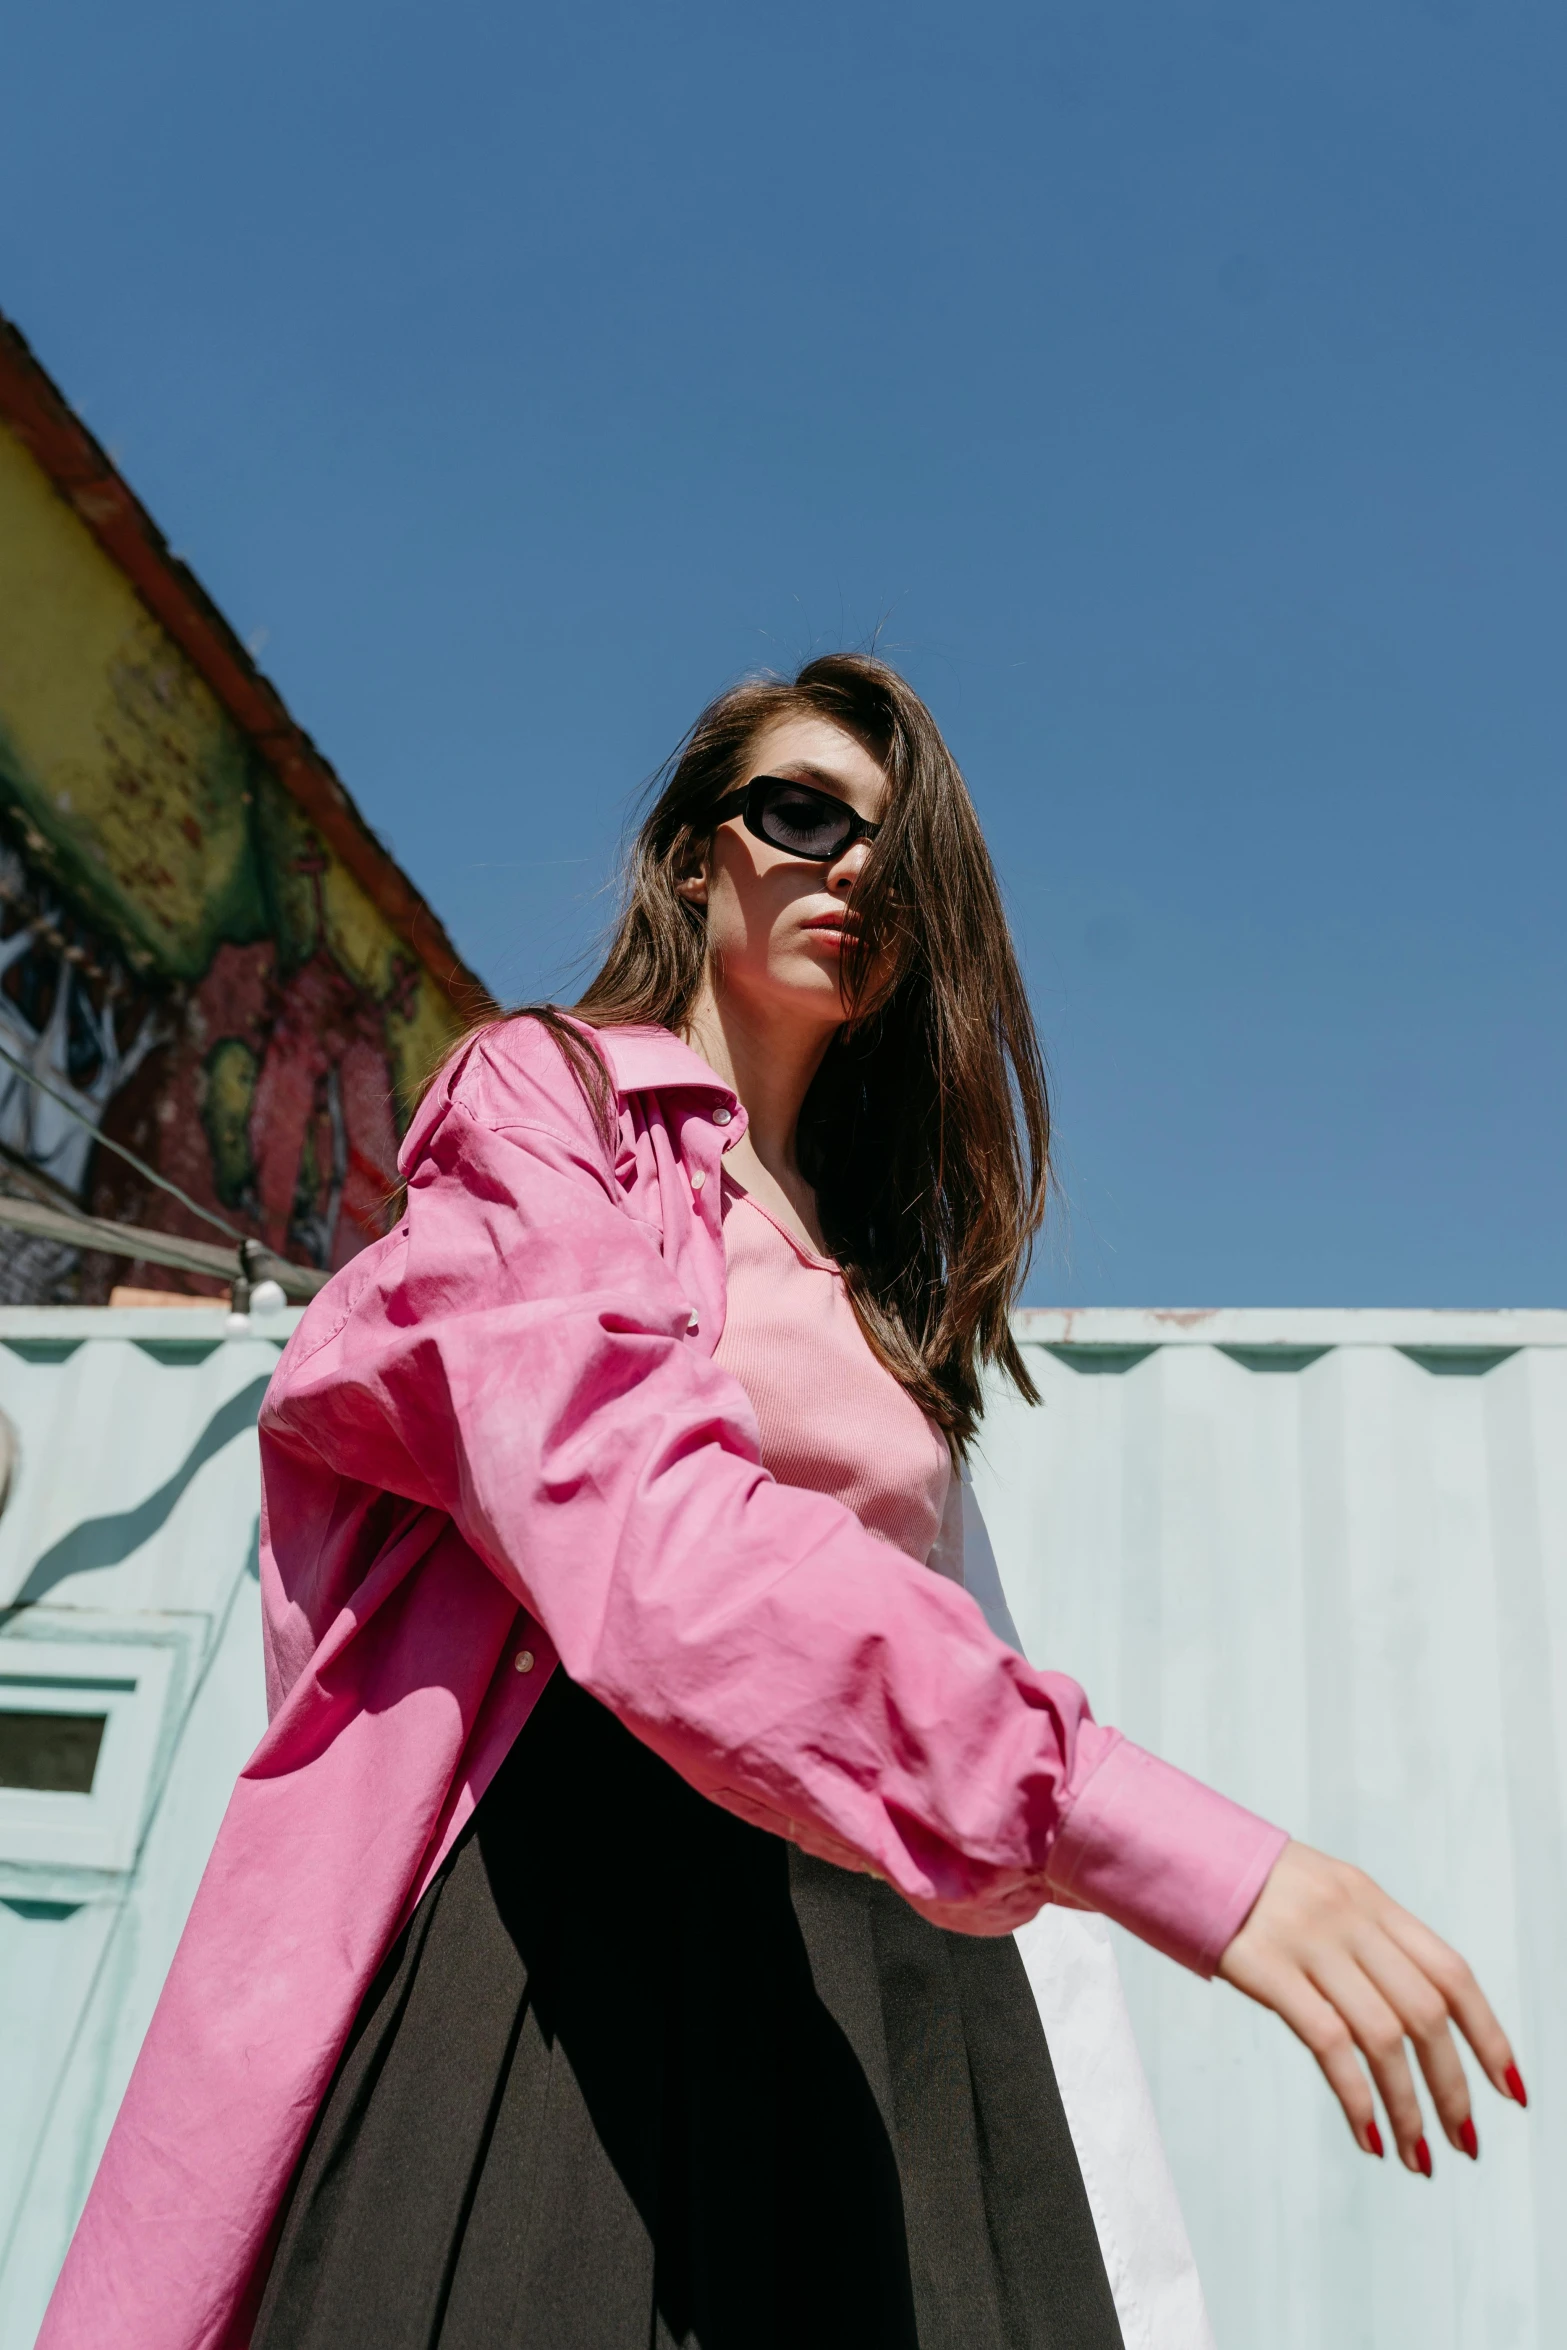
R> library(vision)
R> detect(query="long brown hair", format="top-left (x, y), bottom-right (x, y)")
top-left (544, 652), bottom-right (1048, 1452)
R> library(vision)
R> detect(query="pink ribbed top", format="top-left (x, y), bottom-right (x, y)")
top-left (713, 1182), bottom-right (951, 1564)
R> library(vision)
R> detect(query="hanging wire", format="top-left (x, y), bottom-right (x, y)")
top-left (0, 1030), bottom-right (245, 1242)
top-left (0, 1190), bottom-right (326, 1299)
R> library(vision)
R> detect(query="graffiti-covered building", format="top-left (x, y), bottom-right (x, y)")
top-left (0, 312), bottom-right (488, 1303)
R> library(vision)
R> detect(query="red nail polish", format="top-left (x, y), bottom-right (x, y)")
top-left (1365, 2121), bottom-right (1384, 2158)
top-left (1458, 2118), bottom-right (1478, 2160)
top-left (1505, 2064), bottom-right (1528, 2110)
top-left (1415, 2136), bottom-right (1433, 2178)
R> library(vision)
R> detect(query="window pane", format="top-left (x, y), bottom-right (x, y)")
top-left (0, 1711), bottom-right (107, 1793)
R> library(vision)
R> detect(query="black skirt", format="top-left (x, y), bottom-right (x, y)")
top-left (253, 1670), bottom-right (1124, 2350)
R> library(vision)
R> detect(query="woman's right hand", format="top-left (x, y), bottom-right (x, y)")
top-left (1217, 1839), bottom-right (1526, 2173)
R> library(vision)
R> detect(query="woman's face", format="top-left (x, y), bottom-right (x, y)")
top-left (680, 714), bottom-right (890, 1036)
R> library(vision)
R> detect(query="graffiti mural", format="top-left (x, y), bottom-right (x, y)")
top-left (0, 846), bottom-right (166, 1301)
top-left (0, 844), bottom-right (163, 1194)
top-left (0, 314), bottom-right (487, 1301)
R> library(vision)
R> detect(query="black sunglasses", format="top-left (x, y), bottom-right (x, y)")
top-left (708, 775), bottom-right (883, 863)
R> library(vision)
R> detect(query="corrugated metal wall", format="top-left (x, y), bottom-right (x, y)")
top-left (2, 1306), bottom-right (1562, 2347)
top-left (0, 1309), bottom-right (281, 2347)
top-left (972, 1310), bottom-right (1567, 2350)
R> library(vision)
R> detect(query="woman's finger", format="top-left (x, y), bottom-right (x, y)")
top-left (1307, 1945), bottom-right (1435, 2171)
top-left (1349, 1922), bottom-right (1478, 2156)
top-left (1219, 1939), bottom-right (1384, 2156)
top-left (1376, 1901), bottom-right (1521, 2102)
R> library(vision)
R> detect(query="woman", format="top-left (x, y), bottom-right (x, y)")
top-left (42, 655), bottom-right (1522, 2350)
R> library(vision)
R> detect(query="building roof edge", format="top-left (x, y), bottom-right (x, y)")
top-left (0, 310), bottom-right (495, 1022)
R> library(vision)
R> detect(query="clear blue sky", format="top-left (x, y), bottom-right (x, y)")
top-left (4, 2), bottom-right (1562, 1305)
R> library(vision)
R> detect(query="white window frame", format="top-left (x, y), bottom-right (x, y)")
top-left (0, 1639), bottom-right (177, 1871)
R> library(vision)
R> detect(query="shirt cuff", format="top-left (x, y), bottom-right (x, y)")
top-left (1045, 1735), bottom-right (1289, 1977)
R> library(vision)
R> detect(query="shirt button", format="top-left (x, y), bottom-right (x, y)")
top-left (711, 1106), bottom-right (732, 1125)
top-left (514, 1649), bottom-right (535, 1674)
top-left (687, 1308), bottom-right (700, 1333)
top-left (690, 1168), bottom-right (706, 1190)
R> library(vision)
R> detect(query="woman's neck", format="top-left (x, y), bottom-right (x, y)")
top-left (682, 982), bottom-right (836, 1248)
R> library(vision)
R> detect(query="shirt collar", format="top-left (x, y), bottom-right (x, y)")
top-left (594, 1022), bottom-right (740, 1112)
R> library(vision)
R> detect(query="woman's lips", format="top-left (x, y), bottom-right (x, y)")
top-left (803, 914), bottom-right (851, 935)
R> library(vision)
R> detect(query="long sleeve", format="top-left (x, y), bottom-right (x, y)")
top-left (264, 1027), bottom-right (1284, 1961)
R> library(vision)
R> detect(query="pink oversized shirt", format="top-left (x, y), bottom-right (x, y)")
top-left (39, 1018), bottom-right (1286, 2350)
